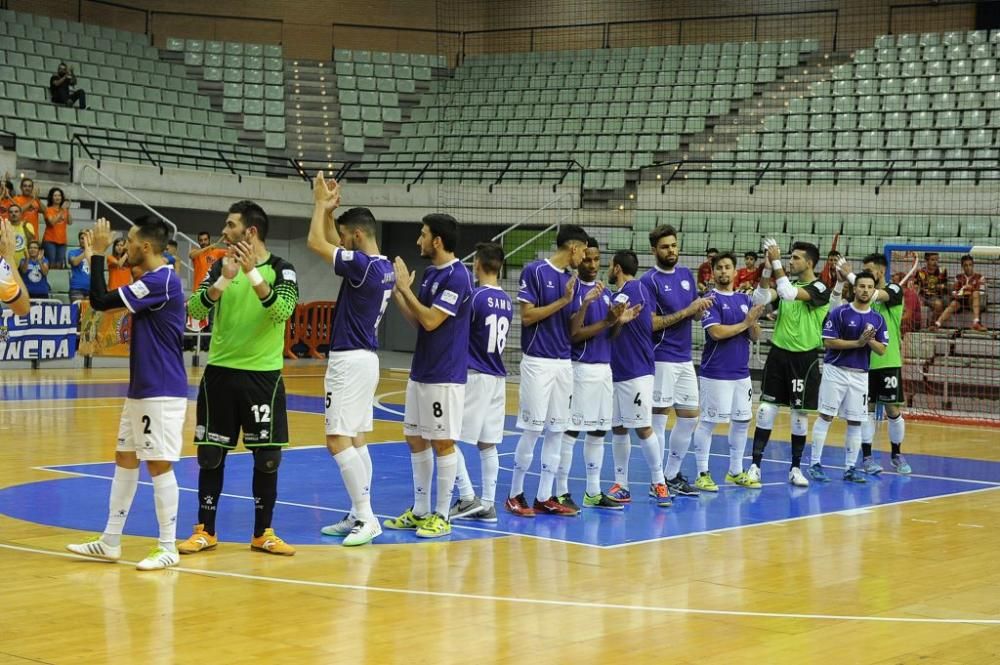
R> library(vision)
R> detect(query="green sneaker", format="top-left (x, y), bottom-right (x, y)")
top-left (383, 507), bottom-right (429, 530)
top-left (694, 472), bottom-right (719, 492)
top-left (583, 492), bottom-right (624, 510)
top-left (725, 471), bottom-right (762, 489)
top-left (415, 513), bottom-right (452, 538)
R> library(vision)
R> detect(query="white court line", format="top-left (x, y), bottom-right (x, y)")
top-left (0, 541), bottom-right (997, 626)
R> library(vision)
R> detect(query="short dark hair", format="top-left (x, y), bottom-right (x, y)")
top-left (828, 249), bottom-right (841, 258)
top-left (423, 213), bottom-right (459, 252)
top-left (707, 247), bottom-right (719, 255)
top-left (648, 224), bottom-right (678, 247)
top-left (46, 187), bottom-right (65, 207)
top-left (28, 240), bottom-right (40, 249)
top-left (745, 251), bottom-right (758, 260)
top-left (229, 200), bottom-right (270, 241)
top-left (134, 216), bottom-right (172, 253)
top-left (20, 177), bottom-right (32, 187)
top-left (197, 231), bottom-right (211, 239)
top-left (862, 252), bottom-right (887, 268)
top-left (612, 250), bottom-right (639, 276)
top-left (712, 251), bottom-right (738, 268)
top-left (587, 236), bottom-right (600, 250)
top-left (854, 270), bottom-right (877, 287)
top-left (338, 207), bottom-right (377, 236)
top-left (167, 239), bottom-right (178, 248)
top-left (924, 252), bottom-right (939, 260)
top-left (556, 224), bottom-right (589, 248)
top-left (475, 241), bottom-right (504, 274)
top-left (791, 241), bottom-right (820, 268)
top-left (960, 254), bottom-right (974, 264)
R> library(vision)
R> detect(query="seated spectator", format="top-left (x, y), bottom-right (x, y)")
top-left (163, 239), bottom-right (178, 266)
top-left (914, 252), bottom-right (949, 324)
top-left (18, 241), bottom-right (50, 299)
top-left (107, 237), bottom-right (131, 290)
top-left (67, 231), bottom-right (91, 302)
top-left (821, 249), bottom-right (852, 301)
top-left (931, 254), bottom-right (987, 332)
top-left (42, 187), bottom-right (72, 268)
top-left (735, 251), bottom-right (762, 292)
top-left (50, 62), bottom-right (86, 109)
top-left (6, 204), bottom-right (34, 268)
top-left (189, 231), bottom-right (227, 288)
top-left (12, 178), bottom-right (42, 236)
top-left (697, 247), bottom-right (718, 293)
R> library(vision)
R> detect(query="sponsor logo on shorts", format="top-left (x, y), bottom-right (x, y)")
top-left (259, 429), bottom-right (269, 440)
top-left (653, 390), bottom-right (662, 401)
top-left (571, 414), bottom-right (583, 426)
top-left (707, 407), bottom-right (717, 417)
top-left (521, 410), bottom-right (531, 422)
top-left (207, 432), bottom-right (231, 444)
top-left (195, 425), bottom-right (206, 440)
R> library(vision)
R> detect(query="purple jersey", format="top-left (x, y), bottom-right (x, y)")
top-left (822, 304), bottom-right (889, 372)
top-left (610, 279), bottom-right (655, 382)
top-left (518, 259), bottom-right (573, 360)
top-left (330, 248), bottom-right (395, 352)
top-left (640, 265), bottom-right (698, 362)
top-left (570, 280), bottom-right (612, 364)
top-left (467, 285), bottom-right (512, 377)
top-left (410, 259), bottom-right (473, 384)
top-left (118, 266), bottom-right (187, 400)
top-left (700, 289), bottom-right (754, 380)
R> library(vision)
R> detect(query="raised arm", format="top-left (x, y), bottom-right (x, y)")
top-left (652, 295), bottom-right (714, 332)
top-left (306, 171), bottom-right (342, 264)
top-left (521, 275), bottom-right (576, 326)
top-left (0, 221), bottom-right (30, 315)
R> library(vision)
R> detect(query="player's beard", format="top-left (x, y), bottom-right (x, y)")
top-left (716, 276), bottom-right (731, 288)
top-left (657, 254), bottom-right (677, 270)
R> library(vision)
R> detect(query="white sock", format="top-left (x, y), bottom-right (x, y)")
top-left (536, 430), bottom-right (562, 502)
top-left (612, 433), bottom-right (631, 487)
top-left (693, 420), bottom-right (715, 475)
top-left (357, 444), bottom-right (373, 487)
top-left (102, 465), bottom-right (139, 547)
top-left (454, 446), bottom-right (475, 501)
top-left (556, 433), bottom-right (576, 496)
top-left (727, 420), bottom-right (750, 476)
top-left (638, 432), bottom-right (662, 485)
top-left (861, 414), bottom-right (876, 446)
top-left (411, 448), bottom-right (434, 516)
top-left (845, 424), bottom-right (862, 468)
top-left (810, 417), bottom-right (832, 466)
top-left (583, 434), bottom-right (605, 495)
top-left (435, 451), bottom-right (457, 517)
top-left (509, 430), bottom-right (540, 498)
top-left (652, 413), bottom-right (669, 461)
top-left (335, 447), bottom-right (373, 521)
top-left (664, 416), bottom-right (697, 479)
top-left (479, 446), bottom-right (499, 507)
top-left (151, 470), bottom-right (178, 552)
top-left (888, 415), bottom-right (905, 447)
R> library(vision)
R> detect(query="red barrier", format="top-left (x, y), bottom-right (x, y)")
top-left (284, 301), bottom-right (336, 359)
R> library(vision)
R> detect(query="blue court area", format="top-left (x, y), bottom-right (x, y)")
top-left (2, 381), bottom-right (999, 548)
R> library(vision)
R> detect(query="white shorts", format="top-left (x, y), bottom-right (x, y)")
top-left (818, 364), bottom-right (869, 421)
top-left (325, 349), bottom-right (379, 437)
top-left (116, 397), bottom-right (187, 461)
top-left (516, 355), bottom-right (573, 432)
top-left (570, 362), bottom-right (613, 431)
top-left (403, 380), bottom-right (465, 441)
top-left (653, 361), bottom-right (700, 409)
top-left (699, 376), bottom-right (753, 424)
top-left (460, 371), bottom-right (506, 444)
top-left (612, 375), bottom-right (654, 429)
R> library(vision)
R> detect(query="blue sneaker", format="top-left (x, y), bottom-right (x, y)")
top-left (860, 456), bottom-right (883, 475)
top-left (843, 466), bottom-right (867, 483)
top-left (891, 455), bottom-right (912, 474)
top-left (807, 462), bottom-right (831, 482)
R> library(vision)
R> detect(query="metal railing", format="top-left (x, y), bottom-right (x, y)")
top-left (459, 192), bottom-right (577, 266)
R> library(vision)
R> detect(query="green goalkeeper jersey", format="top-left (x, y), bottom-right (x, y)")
top-left (770, 278), bottom-right (832, 352)
top-left (188, 253), bottom-right (299, 371)
top-left (870, 282), bottom-right (904, 370)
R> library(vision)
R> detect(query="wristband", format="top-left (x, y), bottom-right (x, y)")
top-left (761, 266), bottom-right (771, 279)
top-left (247, 267), bottom-right (264, 286)
top-left (771, 259), bottom-right (782, 271)
top-left (846, 272), bottom-right (856, 286)
top-left (213, 275), bottom-right (233, 291)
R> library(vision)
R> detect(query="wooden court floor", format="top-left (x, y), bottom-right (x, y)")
top-left (0, 365), bottom-right (998, 664)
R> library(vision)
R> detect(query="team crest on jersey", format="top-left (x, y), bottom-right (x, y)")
top-left (546, 280), bottom-right (555, 288)
top-left (740, 304), bottom-right (749, 313)
top-left (602, 295), bottom-right (611, 305)
top-left (681, 280), bottom-right (691, 291)
top-left (824, 319), bottom-right (834, 329)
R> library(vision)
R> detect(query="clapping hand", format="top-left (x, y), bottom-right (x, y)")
top-left (745, 303), bottom-right (764, 325)
top-left (229, 240), bottom-right (256, 273)
top-left (393, 256), bottom-right (414, 290)
top-left (582, 280), bottom-right (604, 304)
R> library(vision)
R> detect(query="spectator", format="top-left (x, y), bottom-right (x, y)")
top-left (189, 231), bottom-right (227, 288)
top-left (821, 249), bottom-right (852, 301)
top-left (12, 178), bottom-right (42, 235)
top-left (163, 239), bottom-right (178, 266)
top-left (107, 237), bottom-right (131, 289)
top-left (42, 187), bottom-right (72, 268)
top-left (897, 271), bottom-right (923, 333)
top-left (735, 251), bottom-right (762, 292)
top-left (50, 62), bottom-right (86, 109)
top-left (18, 240), bottom-right (50, 299)
top-left (697, 247), bottom-right (718, 293)
top-left (0, 174), bottom-right (15, 216)
top-left (67, 231), bottom-right (91, 302)
top-left (914, 252), bottom-right (949, 324)
top-left (931, 254), bottom-right (987, 332)
top-left (6, 204), bottom-right (34, 267)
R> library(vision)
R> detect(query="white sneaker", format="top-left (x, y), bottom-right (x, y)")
top-left (320, 514), bottom-right (355, 537)
top-left (66, 536), bottom-right (121, 561)
top-left (135, 546), bottom-right (180, 571)
top-left (342, 519), bottom-right (382, 547)
top-left (788, 467), bottom-right (810, 487)
top-left (746, 464), bottom-right (762, 484)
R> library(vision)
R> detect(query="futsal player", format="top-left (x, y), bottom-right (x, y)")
top-left (307, 173), bottom-right (395, 546)
top-left (0, 219), bottom-right (31, 315)
top-left (451, 242), bottom-right (512, 523)
top-left (179, 201), bottom-right (299, 556)
top-left (66, 218), bottom-right (186, 570)
top-left (640, 225), bottom-right (714, 498)
top-left (691, 252), bottom-right (765, 490)
top-left (807, 271), bottom-right (888, 482)
top-left (505, 224), bottom-right (590, 517)
top-left (603, 250), bottom-right (671, 506)
top-left (386, 214), bottom-right (473, 538)
top-left (750, 239), bottom-right (831, 487)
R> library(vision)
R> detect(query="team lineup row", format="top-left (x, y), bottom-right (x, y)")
top-left (27, 173), bottom-right (909, 565)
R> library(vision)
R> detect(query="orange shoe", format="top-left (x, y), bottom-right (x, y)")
top-left (177, 524), bottom-right (218, 554)
top-left (250, 528), bottom-right (296, 556)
